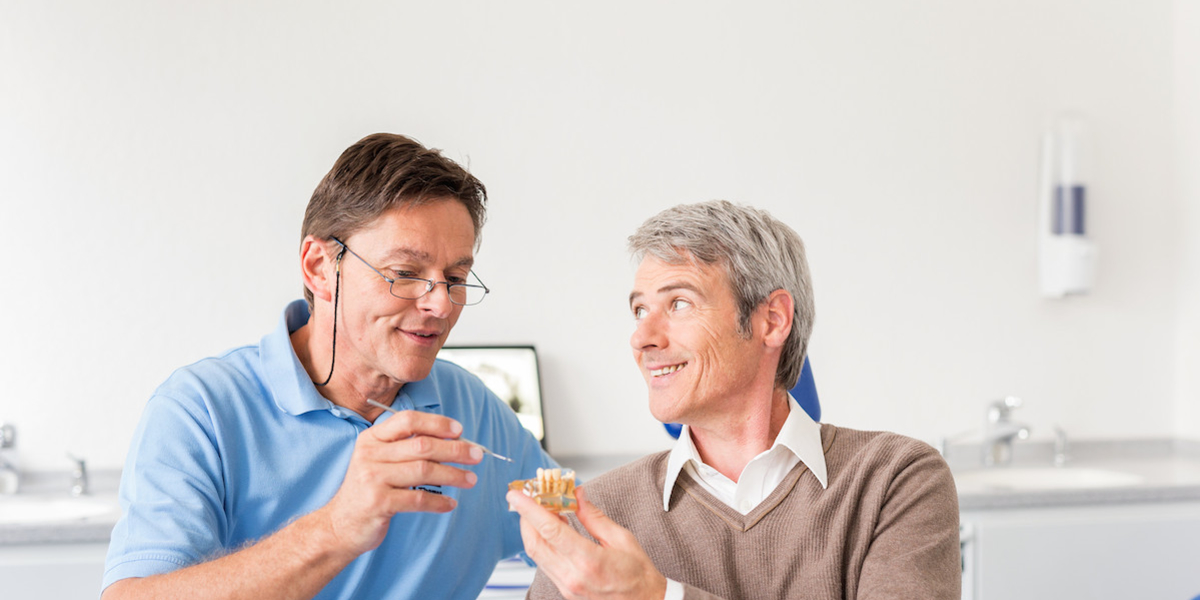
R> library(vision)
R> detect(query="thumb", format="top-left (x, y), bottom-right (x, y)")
top-left (574, 487), bottom-right (634, 549)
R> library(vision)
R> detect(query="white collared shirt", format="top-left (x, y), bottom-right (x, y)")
top-left (661, 394), bottom-right (828, 600)
top-left (661, 393), bottom-right (829, 514)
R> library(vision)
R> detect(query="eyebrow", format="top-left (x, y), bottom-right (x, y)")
top-left (380, 247), bottom-right (475, 269)
top-left (628, 281), bottom-right (706, 306)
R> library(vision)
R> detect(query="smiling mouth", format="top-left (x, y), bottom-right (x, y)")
top-left (399, 328), bottom-right (443, 340)
top-left (650, 362), bottom-right (687, 377)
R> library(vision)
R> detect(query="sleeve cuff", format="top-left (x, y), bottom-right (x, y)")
top-left (664, 577), bottom-right (685, 600)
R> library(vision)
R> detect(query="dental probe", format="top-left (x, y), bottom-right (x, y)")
top-left (366, 399), bottom-right (514, 462)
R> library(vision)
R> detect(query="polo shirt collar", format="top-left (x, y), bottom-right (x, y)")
top-left (393, 372), bottom-right (443, 411)
top-left (259, 300), bottom-right (443, 417)
top-left (261, 300), bottom-right (331, 416)
top-left (661, 393), bottom-right (828, 511)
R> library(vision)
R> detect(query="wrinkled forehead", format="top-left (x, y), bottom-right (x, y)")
top-left (630, 254), bottom-right (731, 304)
top-left (346, 201), bottom-right (477, 267)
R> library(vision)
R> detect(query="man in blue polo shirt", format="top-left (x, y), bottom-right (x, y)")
top-left (102, 133), bottom-right (557, 600)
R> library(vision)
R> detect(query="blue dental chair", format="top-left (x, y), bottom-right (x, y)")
top-left (663, 355), bottom-right (820, 439)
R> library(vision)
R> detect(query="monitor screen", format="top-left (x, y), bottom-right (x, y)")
top-left (437, 345), bottom-right (546, 448)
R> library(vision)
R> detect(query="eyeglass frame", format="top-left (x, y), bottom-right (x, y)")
top-left (329, 236), bottom-right (490, 306)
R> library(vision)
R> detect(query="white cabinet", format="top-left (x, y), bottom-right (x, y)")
top-left (960, 502), bottom-right (1200, 600)
top-left (0, 542), bottom-right (108, 599)
top-left (0, 542), bottom-right (534, 600)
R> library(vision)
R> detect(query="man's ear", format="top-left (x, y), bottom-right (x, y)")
top-left (300, 235), bottom-right (339, 303)
top-left (761, 289), bottom-right (794, 349)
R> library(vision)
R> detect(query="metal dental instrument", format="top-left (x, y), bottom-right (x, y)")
top-left (366, 399), bottom-right (514, 462)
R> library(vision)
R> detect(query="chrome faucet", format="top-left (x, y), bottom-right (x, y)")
top-left (982, 396), bottom-right (1031, 467)
top-left (1, 422), bottom-right (19, 494)
top-left (1053, 425), bottom-right (1070, 467)
top-left (68, 453), bottom-right (89, 497)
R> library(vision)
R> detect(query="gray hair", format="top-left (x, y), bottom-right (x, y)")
top-left (627, 200), bottom-right (815, 390)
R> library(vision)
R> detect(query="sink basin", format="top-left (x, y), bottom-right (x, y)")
top-left (953, 467), bottom-right (1143, 492)
top-left (0, 494), bottom-right (120, 525)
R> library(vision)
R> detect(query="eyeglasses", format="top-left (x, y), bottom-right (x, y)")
top-left (331, 237), bottom-right (490, 306)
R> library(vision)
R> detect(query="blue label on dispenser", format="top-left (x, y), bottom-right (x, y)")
top-left (1053, 185), bottom-right (1086, 235)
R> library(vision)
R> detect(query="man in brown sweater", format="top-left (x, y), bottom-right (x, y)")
top-left (507, 200), bottom-right (960, 599)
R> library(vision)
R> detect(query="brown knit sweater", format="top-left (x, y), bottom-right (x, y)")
top-left (527, 423), bottom-right (961, 599)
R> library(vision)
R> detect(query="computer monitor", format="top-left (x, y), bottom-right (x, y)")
top-left (437, 345), bottom-right (547, 449)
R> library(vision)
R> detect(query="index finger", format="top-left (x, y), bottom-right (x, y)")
top-left (371, 409), bottom-right (463, 442)
top-left (507, 490), bottom-right (592, 559)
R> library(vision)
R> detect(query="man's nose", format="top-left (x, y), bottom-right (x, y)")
top-left (630, 312), bottom-right (667, 351)
top-left (416, 282), bottom-right (455, 318)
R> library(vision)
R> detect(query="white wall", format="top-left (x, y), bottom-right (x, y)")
top-left (0, 0), bottom-right (1188, 471)
top-left (1174, 0), bottom-right (1200, 441)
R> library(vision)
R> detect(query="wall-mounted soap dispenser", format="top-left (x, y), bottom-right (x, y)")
top-left (1038, 114), bottom-right (1098, 298)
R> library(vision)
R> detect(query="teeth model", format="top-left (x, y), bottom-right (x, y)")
top-left (509, 467), bottom-right (578, 513)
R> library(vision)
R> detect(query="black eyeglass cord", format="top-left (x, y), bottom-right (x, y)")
top-left (315, 250), bottom-right (344, 388)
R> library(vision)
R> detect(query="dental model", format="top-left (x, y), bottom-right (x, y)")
top-left (509, 467), bottom-right (578, 513)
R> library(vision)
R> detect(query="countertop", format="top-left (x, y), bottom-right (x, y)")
top-left (945, 437), bottom-right (1200, 510)
top-left (0, 470), bottom-right (121, 545)
top-left (5, 438), bottom-right (1200, 545)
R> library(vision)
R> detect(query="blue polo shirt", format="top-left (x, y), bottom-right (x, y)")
top-left (103, 300), bottom-right (556, 599)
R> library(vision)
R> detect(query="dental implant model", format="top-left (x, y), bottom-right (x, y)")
top-left (509, 467), bottom-right (578, 513)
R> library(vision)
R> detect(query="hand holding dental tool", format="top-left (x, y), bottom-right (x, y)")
top-left (317, 399), bottom-right (482, 556)
top-left (367, 399), bottom-right (513, 462)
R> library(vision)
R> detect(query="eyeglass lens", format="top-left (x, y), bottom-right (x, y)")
top-left (389, 278), bottom-right (487, 306)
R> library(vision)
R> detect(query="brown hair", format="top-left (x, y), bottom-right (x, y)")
top-left (300, 133), bottom-right (488, 307)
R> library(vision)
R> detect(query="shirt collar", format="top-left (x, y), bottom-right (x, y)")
top-left (661, 393), bottom-right (828, 511)
top-left (261, 300), bottom-right (330, 416)
top-left (259, 300), bottom-right (443, 417)
top-left (773, 393), bottom-right (828, 489)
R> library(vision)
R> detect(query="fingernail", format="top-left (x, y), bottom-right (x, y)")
top-left (469, 445), bottom-right (483, 461)
top-left (450, 421), bottom-right (463, 436)
top-left (466, 471), bottom-right (478, 486)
